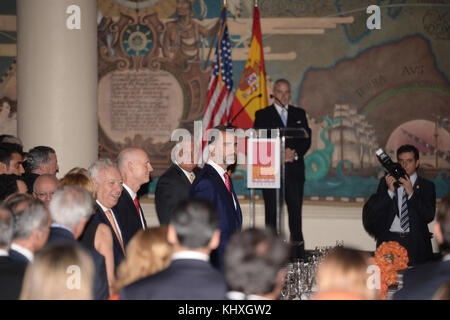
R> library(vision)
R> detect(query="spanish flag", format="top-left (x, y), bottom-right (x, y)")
top-left (228, 5), bottom-right (268, 128)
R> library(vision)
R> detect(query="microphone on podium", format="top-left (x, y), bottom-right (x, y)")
top-left (270, 94), bottom-right (288, 110)
top-left (228, 93), bottom-right (263, 125)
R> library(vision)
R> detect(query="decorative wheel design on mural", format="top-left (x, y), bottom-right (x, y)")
top-left (122, 24), bottom-right (154, 56)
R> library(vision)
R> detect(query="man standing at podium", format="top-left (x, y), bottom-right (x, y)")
top-left (254, 79), bottom-right (311, 260)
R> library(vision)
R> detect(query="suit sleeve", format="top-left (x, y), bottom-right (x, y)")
top-left (190, 178), bottom-right (217, 206)
top-left (294, 109), bottom-right (311, 157)
top-left (408, 180), bottom-right (436, 226)
top-left (93, 252), bottom-right (109, 300)
top-left (362, 178), bottom-right (394, 239)
top-left (253, 110), bottom-right (263, 129)
top-left (155, 176), bottom-right (181, 225)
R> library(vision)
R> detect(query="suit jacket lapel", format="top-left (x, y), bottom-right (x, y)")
top-left (122, 186), bottom-right (147, 229)
top-left (205, 164), bottom-right (241, 228)
top-left (173, 164), bottom-right (192, 186)
top-left (269, 104), bottom-right (285, 128)
top-left (228, 175), bottom-right (242, 227)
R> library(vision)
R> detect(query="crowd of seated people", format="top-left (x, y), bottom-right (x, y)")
top-left (0, 135), bottom-right (448, 300)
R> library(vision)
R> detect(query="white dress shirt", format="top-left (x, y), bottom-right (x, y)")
top-left (122, 183), bottom-right (146, 229)
top-left (96, 200), bottom-right (124, 243)
top-left (274, 102), bottom-right (288, 124)
top-left (175, 162), bottom-right (195, 184)
top-left (388, 172), bottom-right (417, 233)
top-left (207, 159), bottom-right (236, 209)
top-left (0, 249), bottom-right (8, 257)
top-left (172, 250), bottom-right (209, 262)
top-left (10, 243), bottom-right (34, 262)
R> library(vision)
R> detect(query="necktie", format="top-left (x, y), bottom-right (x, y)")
top-left (280, 108), bottom-right (287, 127)
top-left (400, 189), bottom-right (410, 232)
top-left (105, 209), bottom-right (126, 255)
top-left (134, 197), bottom-right (145, 229)
top-left (223, 172), bottom-right (232, 195)
top-left (189, 173), bottom-right (195, 184)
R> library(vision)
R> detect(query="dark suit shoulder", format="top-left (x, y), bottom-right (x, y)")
top-left (120, 259), bottom-right (227, 300)
top-left (0, 256), bottom-right (27, 299)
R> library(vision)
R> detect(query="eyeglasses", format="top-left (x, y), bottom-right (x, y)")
top-left (34, 191), bottom-right (55, 199)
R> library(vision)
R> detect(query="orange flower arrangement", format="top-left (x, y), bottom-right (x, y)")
top-left (374, 241), bottom-right (409, 299)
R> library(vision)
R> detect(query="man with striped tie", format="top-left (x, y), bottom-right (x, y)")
top-left (363, 144), bottom-right (436, 266)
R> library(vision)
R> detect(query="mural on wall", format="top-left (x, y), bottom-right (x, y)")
top-left (0, 0), bottom-right (449, 199)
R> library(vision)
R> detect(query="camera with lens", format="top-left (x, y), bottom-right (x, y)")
top-left (376, 148), bottom-right (407, 187)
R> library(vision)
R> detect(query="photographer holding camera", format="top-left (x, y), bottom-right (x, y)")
top-left (363, 144), bottom-right (436, 266)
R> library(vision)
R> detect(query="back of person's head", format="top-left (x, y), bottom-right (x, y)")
top-left (59, 170), bottom-right (95, 198)
top-left (0, 174), bottom-right (26, 200)
top-left (4, 192), bottom-right (35, 214)
top-left (433, 282), bottom-right (450, 300)
top-left (314, 247), bottom-right (378, 300)
top-left (10, 199), bottom-right (48, 242)
top-left (436, 194), bottom-right (450, 254)
top-left (49, 185), bottom-right (93, 229)
top-left (0, 204), bottom-right (13, 249)
top-left (170, 198), bottom-right (219, 249)
top-left (224, 228), bottom-right (290, 298)
top-left (113, 226), bottom-right (173, 294)
top-left (25, 146), bottom-right (55, 172)
top-left (20, 243), bottom-right (94, 300)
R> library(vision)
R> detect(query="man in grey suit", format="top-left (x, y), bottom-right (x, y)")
top-left (120, 198), bottom-right (227, 300)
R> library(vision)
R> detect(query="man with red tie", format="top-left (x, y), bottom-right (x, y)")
top-left (190, 126), bottom-right (242, 271)
top-left (114, 148), bottom-right (154, 247)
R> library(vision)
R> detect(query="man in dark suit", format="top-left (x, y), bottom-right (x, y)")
top-left (120, 198), bottom-right (227, 300)
top-left (254, 79), bottom-right (311, 260)
top-left (155, 140), bottom-right (197, 225)
top-left (363, 144), bottom-right (436, 266)
top-left (394, 194), bottom-right (450, 299)
top-left (114, 148), bottom-right (153, 246)
top-left (46, 185), bottom-right (109, 300)
top-left (190, 126), bottom-right (242, 271)
top-left (8, 199), bottom-right (49, 264)
top-left (22, 146), bottom-right (59, 193)
top-left (0, 204), bottom-right (27, 300)
top-left (85, 159), bottom-right (126, 270)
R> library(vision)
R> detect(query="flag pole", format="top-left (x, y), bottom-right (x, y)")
top-left (202, 1), bottom-right (227, 70)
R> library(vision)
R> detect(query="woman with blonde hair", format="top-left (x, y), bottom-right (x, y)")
top-left (58, 167), bottom-right (116, 294)
top-left (313, 247), bottom-right (379, 300)
top-left (111, 226), bottom-right (173, 298)
top-left (59, 167), bottom-right (95, 197)
top-left (20, 243), bottom-right (95, 300)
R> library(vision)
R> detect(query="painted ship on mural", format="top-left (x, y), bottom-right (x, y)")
top-left (329, 103), bottom-right (380, 175)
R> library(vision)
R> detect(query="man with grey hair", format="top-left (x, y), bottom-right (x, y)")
top-left (46, 185), bottom-right (109, 300)
top-left (82, 158), bottom-right (125, 270)
top-left (23, 146), bottom-right (59, 193)
top-left (156, 140), bottom-right (197, 225)
top-left (114, 148), bottom-right (153, 246)
top-left (32, 174), bottom-right (58, 210)
top-left (0, 204), bottom-right (27, 299)
top-left (8, 199), bottom-right (49, 264)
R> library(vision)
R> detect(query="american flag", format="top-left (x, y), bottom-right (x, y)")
top-left (201, 6), bottom-right (233, 158)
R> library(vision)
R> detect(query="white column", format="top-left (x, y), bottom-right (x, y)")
top-left (17, 0), bottom-right (98, 177)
